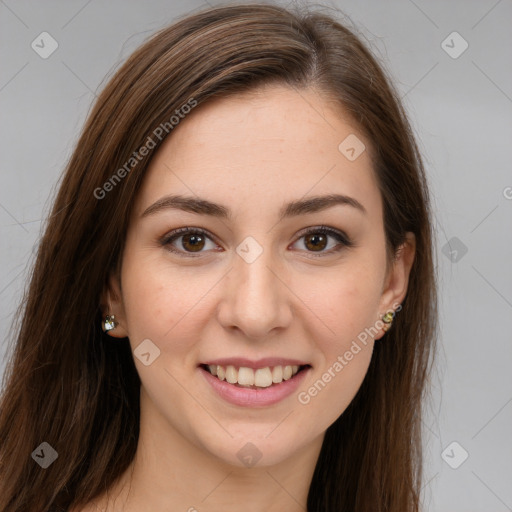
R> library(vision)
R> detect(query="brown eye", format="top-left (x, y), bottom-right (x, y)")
top-left (161, 228), bottom-right (218, 256)
top-left (304, 233), bottom-right (328, 251)
top-left (181, 233), bottom-right (206, 252)
top-left (292, 226), bottom-right (353, 256)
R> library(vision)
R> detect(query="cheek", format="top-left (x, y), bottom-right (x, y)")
top-left (294, 256), bottom-right (384, 339)
top-left (298, 343), bottom-right (373, 431)
top-left (292, 259), bottom-right (383, 422)
top-left (119, 247), bottom-right (216, 358)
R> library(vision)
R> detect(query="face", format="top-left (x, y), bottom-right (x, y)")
top-left (106, 84), bottom-right (414, 468)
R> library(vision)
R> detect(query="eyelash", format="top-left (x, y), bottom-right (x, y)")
top-left (159, 225), bottom-right (354, 258)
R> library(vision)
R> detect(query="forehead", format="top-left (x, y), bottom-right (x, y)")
top-left (134, 85), bottom-right (382, 220)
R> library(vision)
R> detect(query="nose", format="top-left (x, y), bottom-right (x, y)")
top-left (216, 242), bottom-right (293, 340)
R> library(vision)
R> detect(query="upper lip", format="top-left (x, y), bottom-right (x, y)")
top-left (200, 357), bottom-right (311, 370)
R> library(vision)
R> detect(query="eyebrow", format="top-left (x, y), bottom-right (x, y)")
top-left (141, 193), bottom-right (367, 220)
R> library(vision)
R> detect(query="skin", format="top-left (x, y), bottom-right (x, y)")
top-left (78, 84), bottom-right (415, 511)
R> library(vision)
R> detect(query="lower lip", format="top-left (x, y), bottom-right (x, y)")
top-left (199, 366), bottom-right (311, 407)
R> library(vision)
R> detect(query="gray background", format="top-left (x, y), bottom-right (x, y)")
top-left (1, 0), bottom-right (511, 510)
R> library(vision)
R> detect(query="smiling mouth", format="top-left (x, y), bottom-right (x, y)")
top-left (200, 363), bottom-right (311, 389)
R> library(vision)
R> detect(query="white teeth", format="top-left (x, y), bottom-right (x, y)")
top-left (225, 365), bottom-right (237, 384)
top-left (238, 367), bottom-right (255, 386)
top-left (206, 364), bottom-right (302, 387)
top-left (271, 365), bottom-right (283, 383)
top-left (254, 367), bottom-right (273, 387)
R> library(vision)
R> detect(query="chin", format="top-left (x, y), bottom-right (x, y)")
top-left (200, 429), bottom-right (304, 469)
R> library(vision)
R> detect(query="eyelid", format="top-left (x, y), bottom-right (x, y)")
top-left (159, 226), bottom-right (220, 257)
top-left (290, 225), bottom-right (354, 257)
top-left (294, 225), bottom-right (352, 246)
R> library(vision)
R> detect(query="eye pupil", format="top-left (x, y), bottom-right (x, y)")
top-left (305, 233), bottom-right (327, 251)
top-left (183, 234), bottom-right (205, 252)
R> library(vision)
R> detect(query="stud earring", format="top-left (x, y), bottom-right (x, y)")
top-left (102, 314), bottom-right (118, 332)
top-left (102, 294), bottom-right (118, 332)
top-left (381, 311), bottom-right (394, 332)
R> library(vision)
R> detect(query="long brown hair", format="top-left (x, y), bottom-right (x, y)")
top-left (0, 3), bottom-right (437, 511)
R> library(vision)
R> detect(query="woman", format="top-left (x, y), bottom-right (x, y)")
top-left (0, 3), bottom-right (437, 511)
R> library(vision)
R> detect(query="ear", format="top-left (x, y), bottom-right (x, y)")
top-left (375, 232), bottom-right (416, 340)
top-left (100, 272), bottom-right (129, 338)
